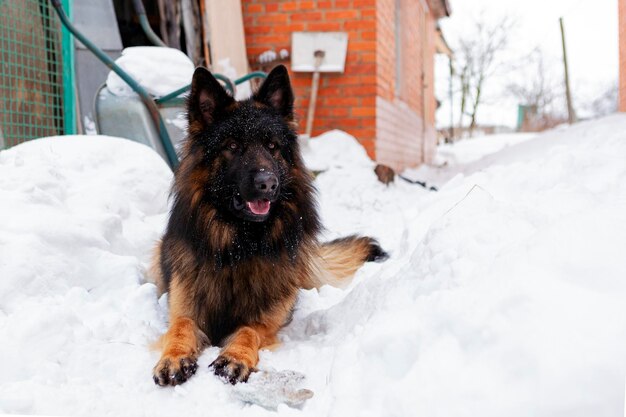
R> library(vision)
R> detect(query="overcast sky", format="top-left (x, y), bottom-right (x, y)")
top-left (435, 0), bottom-right (618, 128)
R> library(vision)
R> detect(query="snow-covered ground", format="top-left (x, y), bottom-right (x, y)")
top-left (404, 132), bottom-right (537, 187)
top-left (1, 115), bottom-right (626, 416)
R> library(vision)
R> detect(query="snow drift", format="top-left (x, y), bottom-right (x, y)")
top-left (1, 116), bottom-right (626, 416)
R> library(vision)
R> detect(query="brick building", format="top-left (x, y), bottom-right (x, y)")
top-left (619, 0), bottom-right (626, 112)
top-left (241, 0), bottom-right (450, 170)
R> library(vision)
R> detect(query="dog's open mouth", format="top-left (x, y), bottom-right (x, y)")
top-left (246, 199), bottom-right (270, 215)
top-left (233, 195), bottom-right (271, 217)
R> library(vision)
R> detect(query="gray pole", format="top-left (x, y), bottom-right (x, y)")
top-left (449, 56), bottom-right (454, 141)
top-left (560, 17), bottom-right (576, 124)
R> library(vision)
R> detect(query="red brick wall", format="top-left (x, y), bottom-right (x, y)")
top-left (241, 0), bottom-right (378, 156)
top-left (241, 0), bottom-right (440, 169)
top-left (619, 0), bottom-right (626, 112)
top-left (423, 13), bottom-right (437, 163)
top-left (375, 0), bottom-right (437, 169)
top-left (376, 0), bottom-right (395, 100)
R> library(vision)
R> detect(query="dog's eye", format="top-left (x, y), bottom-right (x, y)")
top-left (228, 141), bottom-right (239, 151)
top-left (267, 142), bottom-right (276, 150)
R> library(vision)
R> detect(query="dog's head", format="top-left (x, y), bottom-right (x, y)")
top-left (184, 65), bottom-right (303, 223)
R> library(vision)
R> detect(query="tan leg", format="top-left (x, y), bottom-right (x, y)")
top-left (211, 296), bottom-right (293, 384)
top-left (211, 323), bottom-right (279, 384)
top-left (153, 277), bottom-right (209, 386)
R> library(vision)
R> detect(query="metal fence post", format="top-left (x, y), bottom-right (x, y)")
top-left (61, 0), bottom-right (76, 135)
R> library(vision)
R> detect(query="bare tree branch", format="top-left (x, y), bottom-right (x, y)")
top-left (454, 15), bottom-right (514, 137)
top-left (507, 48), bottom-right (567, 131)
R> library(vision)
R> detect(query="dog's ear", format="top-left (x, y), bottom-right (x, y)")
top-left (254, 65), bottom-right (294, 119)
top-left (188, 67), bottom-right (234, 127)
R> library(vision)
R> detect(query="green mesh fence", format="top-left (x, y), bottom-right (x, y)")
top-left (0, 0), bottom-right (65, 148)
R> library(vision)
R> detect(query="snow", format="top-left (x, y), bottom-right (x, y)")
top-left (258, 50), bottom-right (278, 64)
top-left (300, 129), bottom-right (373, 172)
top-left (104, 47), bottom-right (255, 103)
top-left (404, 132), bottom-right (537, 187)
top-left (2, 115), bottom-right (626, 416)
top-left (164, 113), bottom-right (188, 133)
top-left (258, 49), bottom-right (290, 64)
top-left (233, 370), bottom-right (313, 410)
top-left (433, 132), bottom-right (536, 166)
top-left (213, 58), bottom-right (253, 101)
top-left (106, 47), bottom-right (195, 98)
top-left (82, 115), bottom-right (97, 136)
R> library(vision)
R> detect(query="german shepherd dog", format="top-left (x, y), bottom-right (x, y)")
top-left (150, 65), bottom-right (387, 386)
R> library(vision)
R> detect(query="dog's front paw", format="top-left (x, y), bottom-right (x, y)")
top-left (153, 355), bottom-right (198, 386)
top-left (210, 354), bottom-right (253, 384)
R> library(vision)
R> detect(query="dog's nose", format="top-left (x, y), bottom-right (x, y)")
top-left (254, 171), bottom-right (278, 193)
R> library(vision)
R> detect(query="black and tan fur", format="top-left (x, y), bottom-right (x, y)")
top-left (150, 65), bottom-right (387, 386)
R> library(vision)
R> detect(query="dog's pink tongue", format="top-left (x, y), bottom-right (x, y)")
top-left (247, 199), bottom-right (271, 215)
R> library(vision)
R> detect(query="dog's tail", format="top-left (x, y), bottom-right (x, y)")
top-left (308, 235), bottom-right (388, 289)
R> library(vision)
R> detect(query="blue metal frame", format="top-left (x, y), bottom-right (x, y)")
top-left (60, 0), bottom-right (77, 135)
